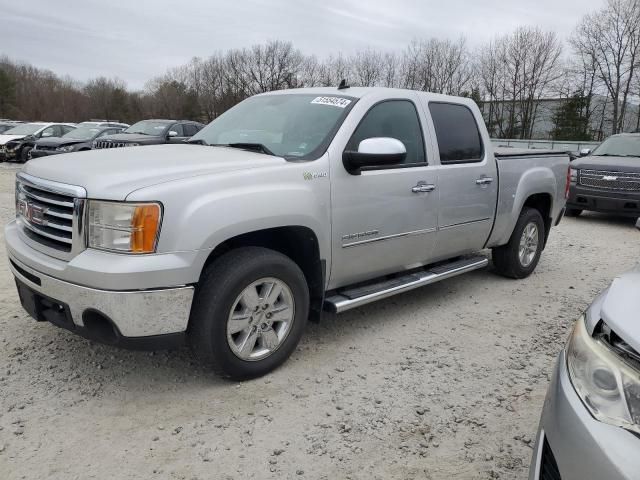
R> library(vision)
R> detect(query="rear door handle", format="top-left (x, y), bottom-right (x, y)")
top-left (412, 183), bottom-right (436, 193)
top-left (476, 177), bottom-right (494, 185)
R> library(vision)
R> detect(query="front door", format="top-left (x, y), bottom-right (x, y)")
top-left (329, 97), bottom-right (439, 289)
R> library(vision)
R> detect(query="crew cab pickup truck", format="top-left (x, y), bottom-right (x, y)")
top-left (5, 87), bottom-right (570, 379)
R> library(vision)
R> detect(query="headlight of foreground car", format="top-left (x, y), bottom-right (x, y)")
top-left (56, 145), bottom-right (75, 152)
top-left (567, 315), bottom-right (640, 434)
top-left (87, 200), bottom-right (162, 254)
top-left (570, 168), bottom-right (578, 183)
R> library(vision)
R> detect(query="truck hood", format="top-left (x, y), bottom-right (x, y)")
top-left (573, 155), bottom-right (640, 173)
top-left (599, 265), bottom-right (640, 354)
top-left (0, 134), bottom-right (26, 145)
top-left (23, 144), bottom-right (287, 199)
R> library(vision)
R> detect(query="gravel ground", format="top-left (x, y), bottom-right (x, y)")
top-left (0, 162), bottom-right (638, 480)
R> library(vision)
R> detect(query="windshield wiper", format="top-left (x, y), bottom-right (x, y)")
top-left (210, 142), bottom-right (276, 156)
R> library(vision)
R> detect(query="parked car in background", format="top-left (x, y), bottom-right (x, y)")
top-left (5, 87), bottom-right (569, 379)
top-left (78, 120), bottom-right (129, 129)
top-left (567, 133), bottom-right (640, 218)
top-left (529, 219), bottom-right (640, 480)
top-left (0, 122), bottom-right (76, 162)
top-left (93, 119), bottom-right (204, 149)
top-left (0, 121), bottom-right (23, 134)
top-left (30, 126), bottom-right (125, 159)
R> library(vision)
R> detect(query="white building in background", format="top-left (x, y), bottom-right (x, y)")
top-left (478, 95), bottom-right (640, 141)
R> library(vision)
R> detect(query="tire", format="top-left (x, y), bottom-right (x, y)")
top-left (189, 247), bottom-right (309, 380)
top-left (565, 208), bottom-right (582, 217)
top-left (20, 147), bottom-right (32, 163)
top-left (492, 207), bottom-right (545, 279)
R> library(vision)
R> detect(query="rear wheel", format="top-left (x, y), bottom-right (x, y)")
top-left (565, 208), bottom-right (582, 217)
top-left (492, 207), bottom-right (545, 279)
top-left (189, 247), bottom-right (309, 380)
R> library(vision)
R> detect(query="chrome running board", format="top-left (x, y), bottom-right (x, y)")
top-left (324, 256), bottom-right (488, 314)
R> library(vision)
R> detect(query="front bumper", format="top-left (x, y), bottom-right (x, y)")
top-left (30, 150), bottom-right (59, 159)
top-left (529, 351), bottom-right (640, 480)
top-left (567, 184), bottom-right (640, 217)
top-left (9, 254), bottom-right (194, 344)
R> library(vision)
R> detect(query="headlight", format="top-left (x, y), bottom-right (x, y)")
top-left (87, 201), bottom-right (162, 254)
top-left (56, 145), bottom-right (75, 153)
top-left (570, 168), bottom-right (578, 183)
top-left (567, 316), bottom-right (640, 434)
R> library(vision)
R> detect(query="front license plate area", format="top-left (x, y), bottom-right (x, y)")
top-left (15, 278), bottom-right (74, 329)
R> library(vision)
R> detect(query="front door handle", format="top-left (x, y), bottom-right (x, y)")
top-left (412, 183), bottom-right (436, 193)
top-left (476, 177), bottom-right (494, 185)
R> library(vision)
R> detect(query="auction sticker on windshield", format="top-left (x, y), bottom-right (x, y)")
top-left (311, 96), bottom-right (352, 108)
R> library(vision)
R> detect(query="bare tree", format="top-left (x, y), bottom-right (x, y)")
top-left (571, 0), bottom-right (640, 134)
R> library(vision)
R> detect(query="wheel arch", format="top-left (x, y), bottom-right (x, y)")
top-left (199, 226), bottom-right (325, 322)
top-left (522, 193), bottom-right (552, 248)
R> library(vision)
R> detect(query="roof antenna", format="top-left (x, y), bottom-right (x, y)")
top-left (338, 79), bottom-right (350, 90)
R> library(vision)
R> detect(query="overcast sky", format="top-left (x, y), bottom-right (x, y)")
top-left (2, 0), bottom-right (605, 90)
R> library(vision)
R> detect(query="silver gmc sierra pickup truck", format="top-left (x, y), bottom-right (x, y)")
top-left (5, 87), bottom-right (570, 379)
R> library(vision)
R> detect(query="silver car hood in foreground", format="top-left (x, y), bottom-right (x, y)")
top-left (599, 265), bottom-right (640, 354)
top-left (23, 144), bottom-right (287, 200)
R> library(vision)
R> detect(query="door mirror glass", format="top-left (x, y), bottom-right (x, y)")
top-left (579, 148), bottom-right (591, 157)
top-left (343, 137), bottom-right (407, 174)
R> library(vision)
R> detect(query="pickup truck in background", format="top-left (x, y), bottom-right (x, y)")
top-left (5, 87), bottom-right (570, 379)
top-left (567, 133), bottom-right (640, 218)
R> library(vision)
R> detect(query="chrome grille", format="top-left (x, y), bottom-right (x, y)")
top-left (579, 169), bottom-right (640, 192)
top-left (94, 141), bottom-right (128, 149)
top-left (15, 172), bottom-right (87, 261)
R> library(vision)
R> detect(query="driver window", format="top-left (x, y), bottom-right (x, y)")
top-left (346, 100), bottom-right (426, 165)
top-left (40, 126), bottom-right (57, 138)
top-left (170, 124), bottom-right (184, 137)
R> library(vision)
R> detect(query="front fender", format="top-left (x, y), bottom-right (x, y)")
top-left (126, 161), bottom-right (332, 261)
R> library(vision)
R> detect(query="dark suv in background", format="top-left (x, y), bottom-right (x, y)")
top-left (567, 133), bottom-right (640, 218)
top-left (93, 119), bottom-right (204, 149)
top-left (31, 126), bottom-right (124, 159)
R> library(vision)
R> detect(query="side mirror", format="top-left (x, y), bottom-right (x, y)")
top-left (343, 137), bottom-right (406, 175)
top-left (168, 131), bottom-right (178, 138)
top-left (579, 148), bottom-right (591, 157)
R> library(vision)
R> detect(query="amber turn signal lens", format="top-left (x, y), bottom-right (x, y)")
top-left (130, 204), bottom-right (161, 253)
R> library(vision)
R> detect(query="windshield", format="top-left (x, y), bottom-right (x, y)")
top-left (124, 120), bottom-right (171, 136)
top-left (2, 123), bottom-right (43, 136)
top-left (591, 135), bottom-right (640, 158)
top-left (62, 127), bottom-right (102, 140)
top-left (190, 94), bottom-right (356, 159)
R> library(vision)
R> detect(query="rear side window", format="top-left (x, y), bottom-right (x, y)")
top-left (346, 100), bottom-right (426, 166)
top-left (429, 103), bottom-right (483, 164)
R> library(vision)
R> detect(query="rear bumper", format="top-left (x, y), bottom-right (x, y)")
top-left (529, 351), bottom-right (640, 480)
top-left (567, 184), bottom-right (640, 216)
top-left (9, 254), bottom-right (194, 345)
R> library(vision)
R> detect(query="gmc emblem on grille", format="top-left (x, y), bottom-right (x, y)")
top-left (602, 175), bottom-right (618, 181)
top-left (18, 200), bottom-right (46, 225)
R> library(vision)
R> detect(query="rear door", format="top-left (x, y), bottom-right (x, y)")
top-left (423, 101), bottom-right (498, 262)
top-left (329, 95), bottom-right (439, 288)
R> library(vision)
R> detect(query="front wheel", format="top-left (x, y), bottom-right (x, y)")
top-left (189, 247), bottom-right (309, 380)
top-left (20, 147), bottom-right (32, 162)
top-left (492, 207), bottom-right (545, 279)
